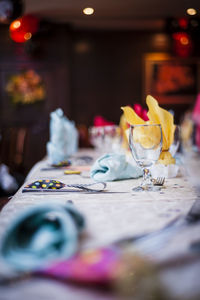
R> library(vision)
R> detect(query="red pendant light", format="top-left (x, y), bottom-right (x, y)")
top-left (9, 14), bottom-right (39, 43)
top-left (172, 32), bottom-right (193, 57)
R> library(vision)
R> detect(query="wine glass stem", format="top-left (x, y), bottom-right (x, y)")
top-left (142, 168), bottom-right (152, 187)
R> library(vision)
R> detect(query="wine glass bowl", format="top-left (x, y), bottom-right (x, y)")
top-left (129, 124), bottom-right (162, 191)
top-left (89, 125), bottom-right (122, 154)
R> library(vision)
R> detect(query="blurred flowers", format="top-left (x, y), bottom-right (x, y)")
top-left (6, 69), bottom-right (45, 104)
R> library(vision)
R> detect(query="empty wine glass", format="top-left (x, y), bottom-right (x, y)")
top-left (89, 125), bottom-right (122, 155)
top-left (129, 124), bottom-right (163, 191)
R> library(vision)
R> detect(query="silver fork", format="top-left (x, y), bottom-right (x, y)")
top-left (152, 177), bottom-right (165, 186)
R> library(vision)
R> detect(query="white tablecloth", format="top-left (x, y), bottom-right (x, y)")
top-left (0, 149), bottom-right (200, 300)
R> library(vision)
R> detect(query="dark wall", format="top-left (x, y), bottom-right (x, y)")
top-left (70, 29), bottom-right (198, 126)
top-left (70, 30), bottom-right (166, 125)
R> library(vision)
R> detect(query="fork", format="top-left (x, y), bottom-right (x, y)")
top-left (152, 177), bottom-right (165, 186)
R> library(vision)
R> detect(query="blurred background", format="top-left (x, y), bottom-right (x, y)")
top-left (0, 0), bottom-right (200, 180)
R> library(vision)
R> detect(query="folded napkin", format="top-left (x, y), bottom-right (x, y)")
top-left (122, 95), bottom-right (176, 165)
top-left (47, 108), bottom-right (78, 165)
top-left (38, 246), bottom-right (121, 285)
top-left (0, 203), bottom-right (85, 271)
top-left (90, 153), bottom-right (142, 182)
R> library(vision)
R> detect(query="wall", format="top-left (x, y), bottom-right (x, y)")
top-left (70, 29), bottom-right (197, 126)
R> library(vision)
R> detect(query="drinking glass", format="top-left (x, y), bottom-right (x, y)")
top-left (129, 124), bottom-right (162, 191)
top-left (89, 125), bottom-right (122, 155)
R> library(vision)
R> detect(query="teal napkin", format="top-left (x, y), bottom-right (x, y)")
top-left (90, 153), bottom-right (142, 182)
top-left (0, 203), bottom-right (85, 271)
top-left (46, 108), bottom-right (78, 164)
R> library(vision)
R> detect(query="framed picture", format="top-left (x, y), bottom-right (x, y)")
top-left (143, 53), bottom-right (200, 105)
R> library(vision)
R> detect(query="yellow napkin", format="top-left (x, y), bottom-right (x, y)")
top-left (121, 95), bottom-right (176, 165)
top-left (120, 106), bottom-right (146, 150)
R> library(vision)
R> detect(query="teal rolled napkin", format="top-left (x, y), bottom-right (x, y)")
top-left (0, 203), bottom-right (85, 271)
top-left (90, 153), bottom-right (142, 182)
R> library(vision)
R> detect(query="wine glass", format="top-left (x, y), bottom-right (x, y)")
top-left (129, 124), bottom-right (163, 191)
top-left (89, 125), bottom-right (122, 155)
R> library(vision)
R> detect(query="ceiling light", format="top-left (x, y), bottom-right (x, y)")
top-left (186, 8), bottom-right (197, 16)
top-left (11, 19), bottom-right (21, 29)
top-left (24, 32), bottom-right (32, 40)
top-left (83, 7), bottom-right (94, 15)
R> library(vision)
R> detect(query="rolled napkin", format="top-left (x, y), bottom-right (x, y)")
top-left (0, 203), bottom-right (85, 271)
top-left (46, 108), bottom-right (78, 165)
top-left (90, 153), bottom-right (142, 182)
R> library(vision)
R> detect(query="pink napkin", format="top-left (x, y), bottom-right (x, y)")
top-left (93, 115), bottom-right (115, 127)
top-left (192, 94), bottom-right (200, 150)
top-left (193, 93), bottom-right (200, 125)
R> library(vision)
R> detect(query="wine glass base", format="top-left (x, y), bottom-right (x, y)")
top-left (132, 185), bottom-right (161, 192)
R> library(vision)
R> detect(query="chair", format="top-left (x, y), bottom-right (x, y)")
top-left (0, 127), bottom-right (28, 188)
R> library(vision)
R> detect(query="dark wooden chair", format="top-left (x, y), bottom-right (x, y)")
top-left (0, 127), bottom-right (29, 210)
top-left (0, 127), bottom-right (28, 180)
top-left (77, 124), bottom-right (92, 148)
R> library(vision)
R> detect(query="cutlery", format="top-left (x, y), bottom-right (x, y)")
top-left (22, 189), bottom-right (127, 194)
top-left (22, 182), bottom-right (107, 193)
top-left (66, 182), bottom-right (106, 191)
top-left (152, 177), bottom-right (165, 186)
top-left (40, 167), bottom-right (68, 171)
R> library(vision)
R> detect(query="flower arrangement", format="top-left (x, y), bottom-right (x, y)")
top-left (6, 69), bottom-right (46, 105)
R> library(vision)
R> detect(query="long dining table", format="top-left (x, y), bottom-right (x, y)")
top-left (0, 148), bottom-right (200, 300)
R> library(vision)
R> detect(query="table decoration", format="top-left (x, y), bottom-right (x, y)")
top-left (90, 153), bottom-right (142, 182)
top-left (122, 95), bottom-right (179, 179)
top-left (46, 108), bottom-right (78, 165)
top-left (6, 69), bottom-right (45, 105)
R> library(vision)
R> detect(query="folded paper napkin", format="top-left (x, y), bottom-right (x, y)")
top-left (38, 246), bottom-right (121, 285)
top-left (47, 108), bottom-right (78, 165)
top-left (122, 95), bottom-right (176, 165)
top-left (0, 203), bottom-right (85, 271)
top-left (90, 153), bottom-right (142, 182)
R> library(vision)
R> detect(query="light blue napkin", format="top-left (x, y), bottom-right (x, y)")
top-left (47, 108), bottom-right (78, 164)
top-left (0, 203), bottom-right (85, 271)
top-left (90, 153), bottom-right (142, 182)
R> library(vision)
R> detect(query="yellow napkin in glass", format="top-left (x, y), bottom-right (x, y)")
top-left (121, 95), bottom-right (176, 165)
